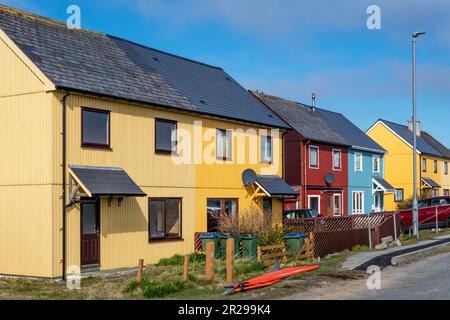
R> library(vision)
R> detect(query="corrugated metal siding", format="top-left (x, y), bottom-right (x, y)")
top-left (0, 38), bottom-right (46, 97)
top-left (0, 185), bottom-right (53, 277)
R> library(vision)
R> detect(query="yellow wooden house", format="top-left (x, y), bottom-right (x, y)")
top-left (367, 119), bottom-right (450, 211)
top-left (0, 6), bottom-right (295, 278)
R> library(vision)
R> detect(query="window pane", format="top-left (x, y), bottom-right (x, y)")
top-left (156, 120), bottom-right (176, 152)
top-left (261, 136), bottom-right (272, 163)
top-left (217, 129), bottom-right (232, 160)
top-left (263, 198), bottom-right (272, 214)
top-left (310, 147), bottom-right (318, 167)
top-left (333, 151), bottom-right (341, 169)
top-left (150, 200), bottom-right (165, 239)
top-left (165, 199), bottom-right (181, 238)
top-left (82, 203), bottom-right (97, 235)
top-left (224, 199), bottom-right (238, 219)
top-left (83, 110), bottom-right (109, 145)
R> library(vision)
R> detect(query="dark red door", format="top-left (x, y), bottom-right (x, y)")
top-left (81, 199), bottom-right (100, 266)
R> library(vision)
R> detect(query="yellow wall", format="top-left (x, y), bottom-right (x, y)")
top-left (368, 122), bottom-right (450, 210)
top-left (0, 38), bottom-right (55, 277)
top-left (194, 118), bottom-right (283, 232)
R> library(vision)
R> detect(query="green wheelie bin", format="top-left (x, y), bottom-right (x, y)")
top-left (241, 235), bottom-right (258, 259)
top-left (219, 234), bottom-right (241, 258)
top-left (284, 233), bottom-right (306, 257)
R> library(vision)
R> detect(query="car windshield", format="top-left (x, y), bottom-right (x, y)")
top-left (308, 209), bottom-right (320, 218)
top-left (418, 201), bottom-right (429, 208)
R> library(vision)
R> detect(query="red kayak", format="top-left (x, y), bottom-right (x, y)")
top-left (224, 265), bottom-right (320, 295)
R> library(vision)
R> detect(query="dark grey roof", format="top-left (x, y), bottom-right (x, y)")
top-left (0, 7), bottom-right (288, 129)
top-left (373, 177), bottom-right (395, 192)
top-left (317, 109), bottom-right (385, 154)
top-left (253, 92), bottom-right (349, 146)
top-left (422, 177), bottom-right (441, 189)
top-left (256, 175), bottom-right (297, 197)
top-left (421, 131), bottom-right (450, 159)
top-left (378, 120), bottom-right (442, 157)
top-left (69, 165), bottom-right (146, 197)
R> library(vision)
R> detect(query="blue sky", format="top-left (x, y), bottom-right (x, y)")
top-left (3, 0), bottom-right (449, 146)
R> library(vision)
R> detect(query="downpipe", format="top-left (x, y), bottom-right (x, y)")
top-left (61, 93), bottom-right (70, 281)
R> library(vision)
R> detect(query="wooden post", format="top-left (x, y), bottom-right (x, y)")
top-left (137, 259), bottom-right (144, 284)
top-left (183, 255), bottom-right (189, 282)
top-left (257, 245), bottom-right (261, 261)
top-left (226, 238), bottom-right (234, 283)
top-left (205, 242), bottom-right (215, 281)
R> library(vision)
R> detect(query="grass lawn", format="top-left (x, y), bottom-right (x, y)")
top-left (399, 228), bottom-right (450, 246)
top-left (0, 250), bottom-right (357, 300)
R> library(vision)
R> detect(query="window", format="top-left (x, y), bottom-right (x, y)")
top-left (352, 192), bottom-right (364, 214)
top-left (332, 149), bottom-right (341, 170)
top-left (207, 199), bottom-right (238, 232)
top-left (373, 155), bottom-right (380, 173)
top-left (434, 160), bottom-right (438, 174)
top-left (155, 119), bottom-right (177, 154)
top-left (263, 198), bottom-right (272, 215)
top-left (309, 146), bottom-right (319, 168)
top-left (260, 135), bottom-right (272, 164)
top-left (394, 189), bottom-right (404, 202)
top-left (354, 152), bottom-right (363, 172)
top-left (216, 129), bottom-right (232, 161)
top-left (444, 189), bottom-right (449, 197)
top-left (149, 198), bottom-right (182, 241)
top-left (432, 189), bottom-right (439, 197)
top-left (82, 108), bottom-right (110, 147)
top-left (422, 158), bottom-right (427, 172)
top-left (308, 196), bottom-right (321, 213)
top-left (445, 162), bottom-right (448, 175)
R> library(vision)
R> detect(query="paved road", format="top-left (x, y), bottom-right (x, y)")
top-left (287, 252), bottom-right (450, 300)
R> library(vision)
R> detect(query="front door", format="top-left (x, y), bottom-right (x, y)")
top-left (373, 192), bottom-right (382, 212)
top-left (333, 194), bottom-right (342, 216)
top-left (81, 199), bottom-right (100, 266)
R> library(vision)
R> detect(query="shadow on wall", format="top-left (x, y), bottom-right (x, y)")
top-left (100, 197), bottom-right (147, 236)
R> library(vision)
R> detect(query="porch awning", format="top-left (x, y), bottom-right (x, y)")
top-left (372, 177), bottom-right (395, 193)
top-left (255, 175), bottom-right (298, 198)
top-left (68, 165), bottom-right (146, 197)
top-left (422, 177), bottom-right (441, 189)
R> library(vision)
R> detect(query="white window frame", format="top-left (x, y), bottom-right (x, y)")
top-left (307, 195), bottom-right (321, 213)
top-left (216, 129), bottom-right (232, 161)
top-left (373, 155), bottom-right (380, 173)
top-left (354, 152), bottom-right (363, 172)
top-left (394, 189), bottom-right (404, 202)
top-left (332, 149), bottom-right (342, 171)
top-left (333, 193), bottom-right (342, 216)
top-left (309, 146), bottom-right (319, 169)
top-left (260, 135), bottom-right (272, 164)
top-left (422, 158), bottom-right (427, 172)
top-left (373, 192), bottom-right (382, 212)
top-left (352, 191), bottom-right (364, 215)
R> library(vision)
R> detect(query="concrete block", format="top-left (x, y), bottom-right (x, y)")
top-left (375, 243), bottom-right (388, 250)
top-left (382, 236), bottom-right (393, 244)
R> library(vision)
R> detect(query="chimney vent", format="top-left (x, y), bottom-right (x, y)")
top-left (311, 93), bottom-right (316, 112)
top-left (408, 118), bottom-right (421, 137)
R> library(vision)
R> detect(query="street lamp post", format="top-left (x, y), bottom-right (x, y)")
top-left (412, 31), bottom-right (426, 239)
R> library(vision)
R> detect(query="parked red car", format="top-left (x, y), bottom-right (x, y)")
top-left (399, 196), bottom-right (450, 233)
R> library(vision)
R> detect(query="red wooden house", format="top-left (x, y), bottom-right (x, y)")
top-left (253, 92), bottom-right (350, 217)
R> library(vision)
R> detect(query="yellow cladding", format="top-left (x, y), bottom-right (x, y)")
top-left (421, 156), bottom-right (450, 196)
top-left (367, 122), bottom-right (450, 211)
top-left (195, 118), bottom-right (283, 232)
top-left (1, 31), bottom-right (285, 277)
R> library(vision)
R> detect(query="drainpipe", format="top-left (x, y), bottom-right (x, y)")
top-left (61, 93), bottom-right (70, 281)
